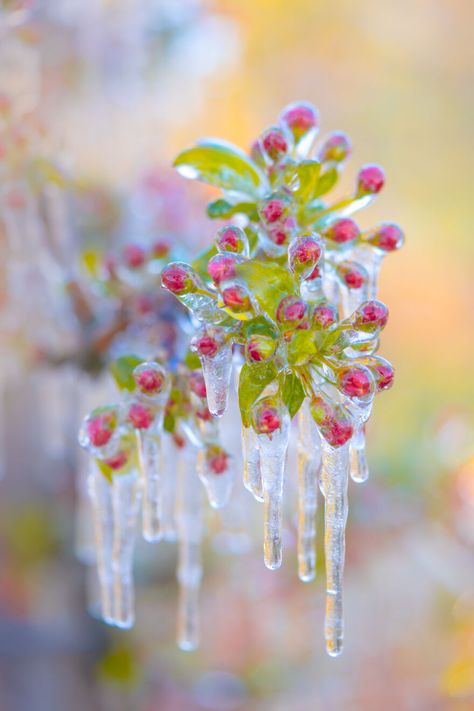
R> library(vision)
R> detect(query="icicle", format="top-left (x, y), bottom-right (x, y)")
top-left (197, 447), bottom-right (233, 509)
top-left (178, 292), bottom-right (227, 324)
top-left (75, 453), bottom-right (97, 565)
top-left (88, 467), bottom-right (115, 625)
top-left (350, 426), bottom-right (369, 483)
top-left (136, 430), bottom-right (163, 541)
top-left (176, 444), bottom-right (202, 651)
top-left (161, 435), bottom-right (178, 541)
top-left (340, 281), bottom-right (369, 321)
top-left (320, 438), bottom-right (350, 657)
top-left (241, 425), bottom-right (263, 502)
top-left (352, 246), bottom-right (382, 301)
top-left (111, 470), bottom-right (141, 629)
top-left (258, 416), bottom-right (290, 570)
top-left (297, 403), bottom-right (321, 582)
top-left (200, 342), bottom-right (233, 417)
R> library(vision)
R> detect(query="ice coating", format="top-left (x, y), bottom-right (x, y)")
top-left (350, 426), bottom-right (369, 483)
top-left (297, 402), bottom-right (321, 582)
top-left (199, 341), bottom-right (233, 417)
top-left (88, 466), bottom-right (115, 624)
top-left (75, 454), bottom-right (97, 565)
top-left (176, 444), bottom-right (203, 651)
top-left (320, 439), bottom-right (350, 657)
top-left (257, 413), bottom-right (290, 570)
top-left (241, 425), bottom-right (263, 502)
top-left (197, 448), bottom-right (234, 509)
top-left (136, 431), bottom-right (163, 540)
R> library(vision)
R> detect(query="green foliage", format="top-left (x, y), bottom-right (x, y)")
top-left (280, 371), bottom-right (306, 418)
top-left (174, 139), bottom-right (265, 198)
top-left (287, 330), bottom-right (318, 366)
top-left (207, 198), bottom-right (258, 221)
top-left (238, 361), bottom-right (278, 427)
top-left (235, 260), bottom-right (296, 321)
top-left (109, 355), bottom-right (142, 391)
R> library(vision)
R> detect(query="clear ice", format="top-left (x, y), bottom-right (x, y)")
top-left (200, 342), bottom-right (233, 417)
top-left (297, 403), bottom-right (321, 582)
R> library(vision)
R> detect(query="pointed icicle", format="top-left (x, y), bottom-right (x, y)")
top-left (320, 438), bottom-right (350, 657)
top-left (197, 446), bottom-right (233, 509)
top-left (136, 431), bottom-right (163, 541)
top-left (161, 435), bottom-right (178, 541)
top-left (75, 454), bottom-right (97, 565)
top-left (253, 401), bottom-right (290, 570)
top-left (88, 467), bottom-right (115, 625)
top-left (176, 444), bottom-right (202, 651)
top-left (242, 425), bottom-right (263, 502)
top-left (201, 342), bottom-right (233, 417)
top-left (297, 402), bottom-right (321, 582)
top-left (111, 470), bottom-right (141, 629)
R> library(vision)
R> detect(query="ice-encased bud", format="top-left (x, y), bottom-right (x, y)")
top-left (351, 300), bottom-right (388, 333)
top-left (259, 126), bottom-right (289, 164)
top-left (317, 131), bottom-right (351, 163)
top-left (79, 406), bottom-right (120, 458)
top-left (197, 445), bottom-right (233, 509)
top-left (310, 395), bottom-right (354, 448)
top-left (288, 232), bottom-right (323, 280)
top-left (133, 362), bottom-right (167, 398)
top-left (356, 164), bottom-right (385, 196)
top-left (363, 222), bottom-right (404, 253)
top-left (279, 101), bottom-right (319, 156)
top-left (336, 364), bottom-right (375, 399)
top-left (215, 225), bottom-right (249, 257)
top-left (161, 262), bottom-right (200, 295)
top-left (336, 261), bottom-right (369, 290)
top-left (323, 218), bottom-right (360, 246)
top-left (191, 326), bottom-right (233, 417)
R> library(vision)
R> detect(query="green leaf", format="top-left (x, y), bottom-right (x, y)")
top-left (280, 371), bottom-right (306, 418)
top-left (312, 167), bottom-right (339, 198)
top-left (96, 458), bottom-right (113, 484)
top-left (109, 355), bottom-right (142, 391)
top-left (207, 199), bottom-right (258, 221)
top-left (285, 160), bottom-right (321, 201)
top-left (163, 413), bottom-right (175, 434)
top-left (238, 361), bottom-right (278, 427)
top-left (243, 316), bottom-right (279, 339)
top-left (174, 139), bottom-right (265, 198)
top-left (287, 330), bottom-right (318, 366)
top-left (236, 260), bottom-right (296, 321)
top-left (184, 350), bottom-right (201, 370)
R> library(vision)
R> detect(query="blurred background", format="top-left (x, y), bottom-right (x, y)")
top-left (0, 0), bottom-right (473, 710)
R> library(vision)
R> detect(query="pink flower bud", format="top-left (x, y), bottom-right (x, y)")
top-left (337, 365), bottom-right (374, 398)
top-left (128, 402), bottom-right (154, 429)
top-left (354, 300), bottom-right (389, 331)
top-left (191, 326), bottom-right (227, 358)
top-left (104, 449), bottom-right (129, 471)
top-left (260, 127), bottom-right (289, 163)
top-left (317, 131), bottom-right (352, 163)
top-left (324, 218), bottom-right (360, 245)
top-left (123, 244), bottom-right (146, 269)
top-left (288, 233), bottom-right (323, 278)
top-left (365, 223), bottom-right (404, 252)
top-left (215, 225), bottom-right (249, 255)
top-left (207, 253), bottom-right (238, 285)
top-left (357, 164), bottom-right (385, 195)
top-left (276, 296), bottom-right (307, 328)
top-left (259, 195), bottom-right (290, 224)
top-left (312, 302), bottom-right (338, 328)
top-left (336, 262), bottom-right (368, 290)
top-left (189, 371), bottom-right (207, 398)
top-left (252, 397), bottom-right (285, 435)
top-left (83, 408), bottom-right (117, 448)
top-left (161, 262), bottom-right (197, 295)
top-left (133, 363), bottom-right (166, 396)
top-left (222, 284), bottom-right (253, 314)
top-left (246, 333), bottom-right (277, 363)
top-left (206, 446), bottom-right (229, 475)
top-left (280, 101), bottom-right (319, 144)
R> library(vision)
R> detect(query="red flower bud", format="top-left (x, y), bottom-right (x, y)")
top-left (206, 446), bottom-right (229, 474)
top-left (252, 397), bottom-right (285, 435)
top-left (246, 333), bottom-right (277, 363)
top-left (83, 408), bottom-right (117, 448)
top-left (337, 365), bottom-right (374, 398)
top-left (324, 218), bottom-right (360, 245)
top-left (280, 102), bottom-right (319, 144)
top-left (104, 449), bottom-right (129, 471)
top-left (152, 240), bottom-right (170, 259)
top-left (337, 262), bottom-right (368, 290)
top-left (365, 223), bottom-right (404, 252)
top-left (222, 284), bottom-right (252, 314)
top-left (288, 233), bottom-right (323, 278)
top-left (357, 164), bottom-right (385, 195)
top-left (123, 244), bottom-right (146, 269)
top-left (161, 262), bottom-right (197, 295)
top-left (128, 402), bottom-right (154, 429)
top-left (189, 371), bottom-right (207, 398)
top-left (133, 363), bottom-right (166, 395)
top-left (312, 302), bottom-right (338, 328)
top-left (317, 131), bottom-right (351, 163)
top-left (354, 300), bottom-right (388, 331)
top-left (276, 296), bottom-right (307, 327)
top-left (260, 127), bottom-right (289, 163)
top-left (207, 253), bottom-right (238, 285)
top-left (216, 225), bottom-right (249, 255)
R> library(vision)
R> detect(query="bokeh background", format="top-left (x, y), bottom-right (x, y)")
top-left (1, 1), bottom-right (474, 710)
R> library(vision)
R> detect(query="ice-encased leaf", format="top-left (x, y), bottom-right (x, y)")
top-left (235, 260), bottom-right (296, 321)
top-left (312, 167), bottom-right (339, 198)
top-left (174, 139), bottom-right (266, 198)
top-left (238, 361), bottom-right (278, 428)
top-left (280, 371), bottom-right (306, 418)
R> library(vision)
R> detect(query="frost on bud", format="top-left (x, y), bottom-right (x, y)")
top-left (215, 225), bottom-right (249, 256)
top-left (357, 164), bottom-right (385, 196)
top-left (310, 396), bottom-right (353, 447)
top-left (123, 244), bottom-right (147, 269)
top-left (79, 406), bottom-right (118, 452)
top-left (207, 253), bottom-right (239, 286)
top-left (323, 218), bottom-right (360, 246)
top-left (336, 261), bottom-right (368, 290)
top-left (161, 262), bottom-right (199, 295)
top-left (317, 131), bottom-right (351, 163)
top-left (336, 365), bottom-right (375, 399)
top-left (133, 362), bottom-right (167, 397)
top-left (246, 333), bottom-right (277, 363)
top-left (279, 101), bottom-right (319, 155)
top-left (259, 126), bottom-right (289, 164)
top-left (312, 302), bottom-right (338, 329)
top-left (353, 300), bottom-right (388, 332)
top-left (288, 233), bottom-right (323, 279)
top-left (364, 222), bottom-right (404, 252)
top-left (276, 296), bottom-right (307, 329)
top-left (252, 396), bottom-right (285, 435)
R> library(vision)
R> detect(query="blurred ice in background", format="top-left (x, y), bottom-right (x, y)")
top-left (0, 0), bottom-right (473, 709)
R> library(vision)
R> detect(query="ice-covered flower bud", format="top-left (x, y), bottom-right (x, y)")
top-left (189, 371), bottom-right (207, 398)
top-left (357, 164), bottom-right (385, 196)
top-left (79, 406), bottom-right (118, 450)
top-left (267, 216), bottom-right (296, 246)
top-left (312, 302), bottom-right (338, 329)
top-left (133, 362), bottom-right (166, 396)
top-left (364, 222), bottom-right (404, 252)
top-left (259, 193), bottom-right (291, 225)
top-left (221, 283), bottom-right (254, 316)
top-left (161, 262), bottom-right (199, 295)
top-left (191, 326), bottom-right (227, 358)
top-left (128, 402), bottom-right (154, 430)
top-left (310, 396), bottom-right (353, 447)
top-left (246, 333), bottom-right (277, 363)
top-left (207, 253), bottom-right (239, 285)
top-left (215, 225), bottom-right (249, 256)
top-left (152, 240), bottom-right (170, 259)
top-left (357, 356), bottom-right (395, 391)
top-left (336, 365), bottom-right (375, 399)
top-left (279, 101), bottom-right (319, 153)
top-left (103, 449), bottom-right (130, 471)
top-left (288, 233), bottom-right (323, 279)
top-left (317, 131), bottom-right (352, 163)
top-left (123, 243), bottom-right (146, 269)
top-left (336, 261), bottom-right (368, 290)
top-left (323, 218), bottom-right (360, 245)
top-left (206, 445), bottom-right (229, 475)
top-left (276, 296), bottom-right (307, 328)
top-left (259, 126), bottom-right (289, 163)
top-left (252, 396), bottom-right (285, 435)
top-left (353, 300), bottom-right (389, 332)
